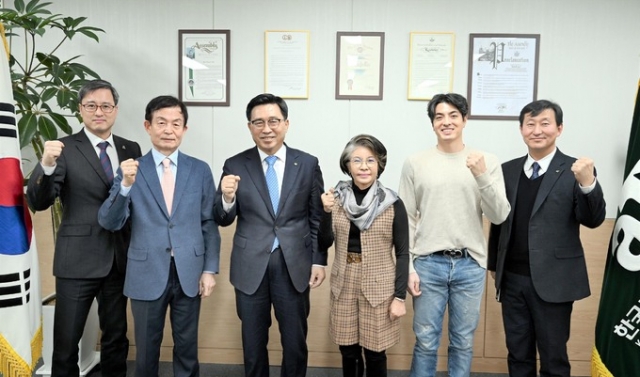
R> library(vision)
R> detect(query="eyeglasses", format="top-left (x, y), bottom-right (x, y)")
top-left (250, 117), bottom-right (282, 129)
top-left (350, 157), bottom-right (377, 167)
top-left (81, 103), bottom-right (116, 113)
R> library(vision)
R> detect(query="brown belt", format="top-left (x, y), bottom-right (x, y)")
top-left (347, 252), bottom-right (362, 264)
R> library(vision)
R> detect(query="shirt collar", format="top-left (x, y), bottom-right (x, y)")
top-left (257, 145), bottom-right (287, 163)
top-left (83, 127), bottom-right (115, 149)
top-left (525, 148), bottom-right (557, 174)
top-left (152, 148), bottom-right (179, 167)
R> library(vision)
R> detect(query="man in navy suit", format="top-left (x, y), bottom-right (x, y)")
top-left (27, 80), bottom-right (141, 377)
top-left (99, 95), bottom-right (220, 377)
top-left (214, 93), bottom-right (326, 377)
top-left (488, 100), bottom-right (606, 377)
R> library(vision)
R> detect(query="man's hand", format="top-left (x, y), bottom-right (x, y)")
top-left (221, 174), bottom-right (241, 203)
top-left (309, 266), bottom-right (326, 288)
top-left (199, 273), bottom-right (216, 298)
top-left (407, 272), bottom-right (421, 297)
top-left (466, 152), bottom-right (487, 177)
top-left (389, 299), bottom-right (406, 321)
top-left (41, 140), bottom-right (64, 167)
top-left (120, 159), bottom-right (139, 188)
top-left (571, 157), bottom-right (596, 187)
top-left (321, 188), bottom-right (336, 213)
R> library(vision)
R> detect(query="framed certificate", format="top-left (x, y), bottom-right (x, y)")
top-left (178, 29), bottom-right (230, 106)
top-left (335, 31), bottom-right (385, 100)
top-left (265, 30), bottom-right (310, 99)
top-left (408, 32), bottom-right (455, 100)
top-left (467, 33), bottom-right (540, 119)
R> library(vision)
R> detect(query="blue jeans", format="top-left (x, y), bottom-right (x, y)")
top-left (409, 253), bottom-right (486, 377)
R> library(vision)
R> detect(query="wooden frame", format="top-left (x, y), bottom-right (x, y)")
top-left (335, 31), bottom-right (385, 100)
top-left (467, 33), bottom-right (540, 120)
top-left (178, 29), bottom-right (230, 106)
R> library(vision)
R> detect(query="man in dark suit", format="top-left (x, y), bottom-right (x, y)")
top-left (27, 80), bottom-right (142, 377)
top-left (488, 99), bottom-right (606, 377)
top-left (214, 93), bottom-right (326, 377)
top-left (98, 95), bottom-right (220, 377)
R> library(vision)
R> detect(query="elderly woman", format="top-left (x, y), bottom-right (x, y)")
top-left (319, 134), bottom-right (409, 377)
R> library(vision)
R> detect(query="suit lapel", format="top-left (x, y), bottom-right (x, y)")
top-left (171, 152), bottom-right (193, 216)
top-left (531, 151), bottom-right (567, 216)
top-left (507, 156), bottom-right (527, 212)
top-left (138, 152), bottom-right (169, 217)
top-left (245, 148), bottom-right (275, 218)
top-left (279, 147), bottom-right (301, 214)
top-left (112, 136), bottom-right (132, 162)
top-left (73, 131), bottom-right (111, 187)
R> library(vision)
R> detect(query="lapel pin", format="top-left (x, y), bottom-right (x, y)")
top-left (122, 145), bottom-right (126, 149)
top-left (294, 162), bottom-right (298, 166)
top-left (556, 170), bottom-right (560, 173)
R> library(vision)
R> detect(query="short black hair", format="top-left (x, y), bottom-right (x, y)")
top-left (427, 93), bottom-right (469, 123)
top-left (518, 100), bottom-right (563, 126)
top-left (339, 134), bottom-right (388, 178)
top-left (144, 96), bottom-right (189, 125)
top-left (245, 93), bottom-right (288, 121)
top-left (78, 79), bottom-right (119, 105)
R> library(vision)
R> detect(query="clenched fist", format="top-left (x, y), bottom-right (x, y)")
top-left (41, 140), bottom-right (64, 167)
top-left (221, 174), bottom-right (241, 203)
top-left (120, 159), bottom-right (139, 187)
top-left (466, 152), bottom-right (487, 177)
top-left (571, 157), bottom-right (596, 187)
top-left (321, 188), bottom-right (336, 213)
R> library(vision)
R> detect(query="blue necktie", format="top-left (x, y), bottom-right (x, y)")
top-left (265, 156), bottom-right (279, 250)
top-left (98, 141), bottom-right (114, 184)
top-left (531, 162), bottom-right (540, 180)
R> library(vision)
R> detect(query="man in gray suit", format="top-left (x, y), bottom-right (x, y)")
top-left (214, 93), bottom-right (326, 377)
top-left (27, 79), bottom-right (141, 377)
top-left (99, 95), bottom-right (220, 377)
top-left (488, 99), bottom-right (606, 377)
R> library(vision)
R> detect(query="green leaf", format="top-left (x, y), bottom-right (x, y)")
top-left (50, 112), bottom-right (73, 135)
top-left (18, 112), bottom-right (38, 149)
top-left (41, 87), bottom-right (57, 102)
top-left (25, 0), bottom-right (41, 13)
top-left (70, 16), bottom-right (87, 28)
top-left (38, 115), bottom-right (58, 140)
top-left (56, 87), bottom-right (72, 108)
top-left (28, 2), bottom-right (54, 15)
top-left (77, 28), bottom-right (100, 42)
top-left (15, 0), bottom-right (26, 13)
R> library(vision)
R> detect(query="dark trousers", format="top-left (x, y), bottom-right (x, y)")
top-left (130, 258), bottom-right (201, 377)
top-left (235, 247), bottom-right (310, 377)
top-left (52, 265), bottom-right (128, 377)
top-left (501, 271), bottom-right (573, 377)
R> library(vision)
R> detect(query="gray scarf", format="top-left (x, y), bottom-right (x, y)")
top-left (334, 180), bottom-right (398, 231)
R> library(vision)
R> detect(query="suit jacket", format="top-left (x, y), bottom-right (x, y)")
top-left (488, 149), bottom-right (606, 303)
top-left (213, 145), bottom-right (325, 295)
top-left (98, 151), bottom-right (221, 300)
top-left (27, 130), bottom-right (142, 279)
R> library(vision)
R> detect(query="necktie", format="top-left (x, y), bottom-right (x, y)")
top-left (161, 158), bottom-right (175, 215)
top-left (97, 141), bottom-right (114, 184)
top-left (531, 162), bottom-right (541, 180)
top-left (265, 155), bottom-right (279, 250)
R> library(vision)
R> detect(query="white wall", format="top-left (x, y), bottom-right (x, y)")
top-left (20, 0), bottom-right (640, 218)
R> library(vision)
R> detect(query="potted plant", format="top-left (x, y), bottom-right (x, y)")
top-left (0, 0), bottom-right (104, 232)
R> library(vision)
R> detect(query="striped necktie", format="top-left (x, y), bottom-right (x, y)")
top-left (97, 141), bottom-right (114, 184)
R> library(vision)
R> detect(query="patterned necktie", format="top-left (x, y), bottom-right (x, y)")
top-left (97, 141), bottom-right (114, 184)
top-left (265, 155), bottom-right (279, 250)
top-left (531, 162), bottom-right (541, 180)
top-left (161, 158), bottom-right (175, 215)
